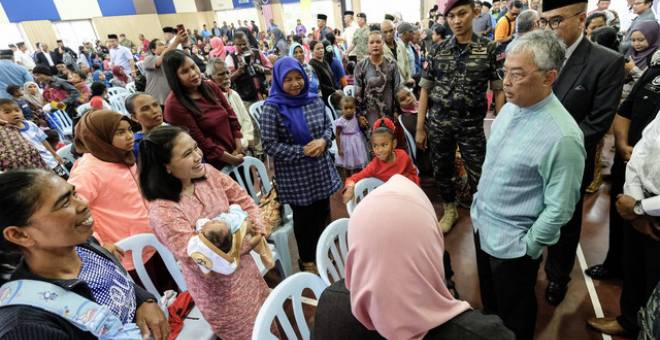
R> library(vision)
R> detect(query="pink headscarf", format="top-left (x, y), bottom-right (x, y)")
top-left (345, 175), bottom-right (471, 340)
top-left (209, 37), bottom-right (226, 60)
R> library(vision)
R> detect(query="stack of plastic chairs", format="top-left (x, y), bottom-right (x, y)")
top-left (46, 110), bottom-right (73, 141)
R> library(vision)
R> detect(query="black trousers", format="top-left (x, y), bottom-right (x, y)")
top-left (601, 156), bottom-right (625, 273)
top-left (474, 233), bottom-right (541, 340)
top-left (617, 223), bottom-right (660, 335)
top-left (290, 197), bottom-right (331, 263)
top-left (545, 144), bottom-right (596, 285)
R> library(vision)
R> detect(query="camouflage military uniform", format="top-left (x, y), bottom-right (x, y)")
top-left (638, 281), bottom-right (660, 340)
top-left (420, 33), bottom-right (503, 203)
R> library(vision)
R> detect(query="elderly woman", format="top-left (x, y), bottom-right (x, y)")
top-left (289, 42), bottom-right (319, 96)
top-left (354, 31), bottom-right (401, 127)
top-left (206, 58), bottom-right (256, 150)
top-left (260, 57), bottom-right (341, 272)
top-left (308, 40), bottom-right (339, 102)
top-left (140, 126), bottom-right (273, 339)
top-left (313, 175), bottom-right (514, 340)
top-left (0, 169), bottom-right (168, 339)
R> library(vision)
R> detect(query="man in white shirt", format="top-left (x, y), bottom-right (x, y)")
top-left (342, 11), bottom-right (359, 50)
top-left (13, 42), bottom-right (35, 71)
top-left (107, 34), bottom-right (136, 78)
top-left (588, 112), bottom-right (660, 336)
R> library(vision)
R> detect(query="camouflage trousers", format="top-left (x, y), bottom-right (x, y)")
top-left (428, 114), bottom-right (486, 203)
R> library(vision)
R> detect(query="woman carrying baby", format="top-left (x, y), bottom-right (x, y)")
top-left (138, 125), bottom-right (273, 339)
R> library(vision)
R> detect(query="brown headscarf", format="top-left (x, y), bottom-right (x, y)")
top-left (74, 110), bottom-right (135, 165)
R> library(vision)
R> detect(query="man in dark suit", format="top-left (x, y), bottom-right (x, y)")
top-left (539, 0), bottom-right (625, 306)
top-left (33, 42), bottom-right (58, 75)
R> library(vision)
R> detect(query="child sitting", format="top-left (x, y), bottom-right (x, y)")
top-left (89, 81), bottom-right (112, 111)
top-left (5, 85), bottom-right (34, 121)
top-left (345, 61), bottom-right (356, 86)
top-left (335, 96), bottom-right (369, 178)
top-left (396, 87), bottom-right (419, 137)
top-left (342, 117), bottom-right (419, 203)
top-left (187, 204), bottom-right (274, 275)
top-left (0, 99), bottom-right (67, 177)
top-left (68, 70), bottom-right (91, 103)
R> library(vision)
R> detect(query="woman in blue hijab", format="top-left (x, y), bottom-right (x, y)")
top-left (260, 56), bottom-right (341, 273)
top-left (288, 42), bottom-right (319, 96)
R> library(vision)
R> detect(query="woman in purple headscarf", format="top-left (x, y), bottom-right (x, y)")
top-left (260, 56), bottom-right (341, 273)
top-left (623, 20), bottom-right (660, 101)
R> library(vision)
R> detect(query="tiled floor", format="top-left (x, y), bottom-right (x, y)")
top-left (319, 126), bottom-right (629, 339)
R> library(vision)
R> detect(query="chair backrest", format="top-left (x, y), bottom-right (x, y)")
top-left (346, 177), bottom-right (384, 215)
top-left (52, 110), bottom-right (72, 129)
top-left (325, 106), bottom-right (337, 139)
top-left (326, 95), bottom-right (339, 120)
top-left (252, 272), bottom-right (327, 340)
top-left (316, 218), bottom-right (349, 286)
top-left (116, 233), bottom-right (188, 299)
top-left (398, 115), bottom-right (416, 162)
top-left (136, 61), bottom-right (145, 75)
top-left (343, 85), bottom-right (354, 97)
top-left (223, 156), bottom-right (272, 204)
top-left (107, 86), bottom-right (129, 98)
top-left (76, 103), bottom-right (92, 117)
top-left (110, 93), bottom-right (131, 116)
top-left (126, 82), bottom-right (136, 94)
top-left (249, 101), bottom-right (265, 131)
top-left (56, 144), bottom-right (75, 165)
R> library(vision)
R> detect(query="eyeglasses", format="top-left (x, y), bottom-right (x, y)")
top-left (497, 68), bottom-right (542, 82)
top-left (539, 10), bottom-right (584, 29)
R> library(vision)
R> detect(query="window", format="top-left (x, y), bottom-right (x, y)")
top-left (54, 20), bottom-right (98, 51)
top-left (0, 23), bottom-right (28, 50)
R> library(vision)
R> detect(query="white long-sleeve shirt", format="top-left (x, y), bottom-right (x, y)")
top-left (624, 111), bottom-right (660, 216)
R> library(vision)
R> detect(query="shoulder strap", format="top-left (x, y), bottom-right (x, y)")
top-left (0, 280), bottom-right (140, 339)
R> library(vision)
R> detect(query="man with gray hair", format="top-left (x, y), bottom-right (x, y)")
top-left (516, 9), bottom-right (540, 36)
top-left (471, 30), bottom-right (586, 340)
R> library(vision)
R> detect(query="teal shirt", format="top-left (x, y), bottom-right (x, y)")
top-left (471, 94), bottom-right (586, 259)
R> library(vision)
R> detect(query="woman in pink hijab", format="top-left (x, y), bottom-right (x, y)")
top-left (313, 175), bottom-right (515, 340)
top-left (209, 37), bottom-right (226, 60)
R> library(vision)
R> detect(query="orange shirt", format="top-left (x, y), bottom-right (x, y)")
top-left (494, 14), bottom-right (515, 42)
top-left (69, 153), bottom-right (154, 270)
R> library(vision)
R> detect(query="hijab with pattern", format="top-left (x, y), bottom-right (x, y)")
top-left (626, 20), bottom-right (660, 70)
top-left (74, 110), bottom-right (135, 165)
top-left (345, 175), bottom-right (471, 340)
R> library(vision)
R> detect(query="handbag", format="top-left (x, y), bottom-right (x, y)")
top-left (259, 178), bottom-right (282, 236)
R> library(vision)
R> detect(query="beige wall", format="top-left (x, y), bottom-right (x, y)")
top-left (158, 11), bottom-right (216, 34)
top-left (20, 21), bottom-right (59, 50)
top-left (92, 14), bottom-right (162, 46)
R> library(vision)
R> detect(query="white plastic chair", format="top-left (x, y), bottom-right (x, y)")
top-left (126, 82), bottom-right (136, 93)
top-left (325, 106), bottom-right (338, 156)
top-left (252, 272), bottom-right (327, 340)
top-left (223, 156), bottom-right (297, 278)
top-left (249, 100), bottom-right (265, 131)
top-left (346, 177), bottom-right (384, 216)
top-left (107, 86), bottom-right (129, 98)
top-left (398, 115), bottom-right (417, 162)
top-left (110, 93), bottom-right (131, 116)
top-left (251, 244), bottom-right (279, 277)
top-left (76, 103), bottom-right (92, 117)
top-left (56, 143), bottom-right (76, 167)
top-left (47, 110), bottom-right (73, 139)
top-left (116, 233), bottom-right (215, 340)
top-left (343, 85), bottom-right (354, 97)
top-left (315, 218), bottom-right (349, 286)
top-left (326, 94), bottom-right (339, 120)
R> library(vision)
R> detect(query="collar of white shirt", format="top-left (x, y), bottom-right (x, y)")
top-left (564, 33), bottom-right (584, 63)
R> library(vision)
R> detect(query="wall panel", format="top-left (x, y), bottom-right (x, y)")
top-left (92, 14), bottom-right (162, 46)
top-left (20, 20), bottom-right (59, 50)
top-left (158, 11), bottom-right (216, 32)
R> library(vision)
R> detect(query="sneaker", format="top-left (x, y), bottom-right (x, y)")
top-left (438, 202), bottom-right (459, 233)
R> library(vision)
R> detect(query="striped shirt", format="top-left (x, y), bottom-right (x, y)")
top-left (471, 94), bottom-right (586, 259)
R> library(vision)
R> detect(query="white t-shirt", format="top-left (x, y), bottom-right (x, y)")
top-left (14, 50), bottom-right (36, 70)
top-left (19, 120), bottom-right (57, 169)
top-left (110, 46), bottom-right (134, 75)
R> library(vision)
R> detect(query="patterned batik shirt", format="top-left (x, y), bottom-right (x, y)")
top-left (354, 57), bottom-right (401, 119)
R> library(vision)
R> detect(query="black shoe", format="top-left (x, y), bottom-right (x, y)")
top-left (585, 264), bottom-right (622, 280)
top-left (545, 281), bottom-right (568, 306)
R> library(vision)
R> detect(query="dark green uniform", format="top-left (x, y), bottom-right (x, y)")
top-left (420, 33), bottom-right (503, 203)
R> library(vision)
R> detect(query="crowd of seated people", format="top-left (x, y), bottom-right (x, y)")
top-left (0, 0), bottom-right (659, 339)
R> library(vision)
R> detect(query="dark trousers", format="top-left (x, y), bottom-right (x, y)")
top-left (474, 233), bottom-right (541, 340)
top-left (602, 156), bottom-right (625, 273)
top-left (545, 144), bottom-right (596, 285)
top-left (617, 223), bottom-right (660, 334)
top-left (291, 197), bottom-right (331, 263)
top-left (428, 115), bottom-right (486, 203)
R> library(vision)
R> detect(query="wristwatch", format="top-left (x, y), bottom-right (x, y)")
top-left (633, 200), bottom-right (645, 216)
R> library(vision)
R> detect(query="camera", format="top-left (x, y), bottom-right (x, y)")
top-left (242, 52), bottom-right (256, 76)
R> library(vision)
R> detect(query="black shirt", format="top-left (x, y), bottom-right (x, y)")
top-left (618, 65), bottom-right (660, 146)
top-left (312, 279), bottom-right (515, 340)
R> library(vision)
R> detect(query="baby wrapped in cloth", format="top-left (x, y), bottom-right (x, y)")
top-left (187, 204), bottom-right (275, 274)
